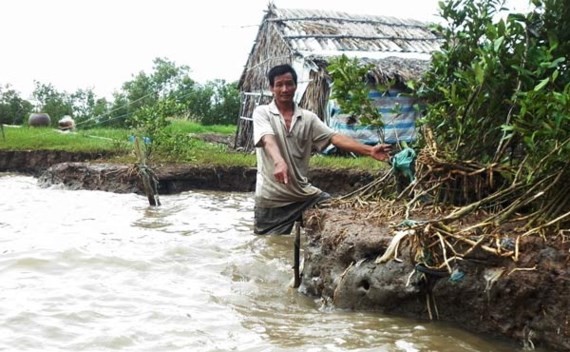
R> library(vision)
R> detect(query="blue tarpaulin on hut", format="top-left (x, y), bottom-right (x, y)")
top-left (326, 89), bottom-right (420, 148)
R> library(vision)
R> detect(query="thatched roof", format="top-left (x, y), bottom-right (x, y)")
top-left (268, 6), bottom-right (439, 55)
top-left (239, 4), bottom-right (441, 86)
top-left (309, 55), bottom-right (431, 87)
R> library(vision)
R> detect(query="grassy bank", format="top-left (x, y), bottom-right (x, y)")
top-left (0, 121), bottom-right (383, 171)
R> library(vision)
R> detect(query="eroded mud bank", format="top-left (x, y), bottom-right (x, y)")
top-left (300, 206), bottom-right (570, 351)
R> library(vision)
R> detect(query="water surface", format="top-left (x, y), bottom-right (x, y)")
top-left (0, 174), bottom-right (525, 351)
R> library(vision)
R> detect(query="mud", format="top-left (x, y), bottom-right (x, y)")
top-left (0, 150), bottom-right (374, 196)
top-left (0, 150), bottom-right (114, 176)
top-left (301, 205), bottom-right (570, 351)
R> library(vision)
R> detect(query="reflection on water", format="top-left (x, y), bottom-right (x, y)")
top-left (0, 173), bottom-right (526, 351)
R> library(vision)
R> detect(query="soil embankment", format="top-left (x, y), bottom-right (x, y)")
top-left (2, 149), bottom-right (569, 351)
top-left (0, 150), bottom-right (374, 196)
top-left (301, 205), bottom-right (570, 351)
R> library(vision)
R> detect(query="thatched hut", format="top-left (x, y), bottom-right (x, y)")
top-left (235, 3), bottom-right (441, 151)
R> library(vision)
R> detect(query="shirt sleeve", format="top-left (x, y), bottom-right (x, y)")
top-left (308, 111), bottom-right (337, 151)
top-left (253, 105), bottom-right (275, 147)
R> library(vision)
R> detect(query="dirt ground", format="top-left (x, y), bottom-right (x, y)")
top-left (300, 202), bottom-right (570, 351)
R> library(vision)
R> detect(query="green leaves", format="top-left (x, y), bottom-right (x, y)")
top-left (493, 36), bottom-right (504, 52)
top-left (413, 0), bottom-right (570, 177)
top-left (534, 77), bottom-right (550, 91)
top-left (0, 85), bottom-right (34, 125)
top-left (327, 54), bottom-right (383, 129)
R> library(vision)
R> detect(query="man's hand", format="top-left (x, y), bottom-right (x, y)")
top-left (260, 135), bottom-right (289, 184)
top-left (330, 134), bottom-right (392, 162)
top-left (371, 143), bottom-right (392, 161)
top-left (273, 159), bottom-right (289, 184)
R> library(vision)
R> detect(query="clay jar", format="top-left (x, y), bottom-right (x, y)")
top-left (29, 113), bottom-right (51, 127)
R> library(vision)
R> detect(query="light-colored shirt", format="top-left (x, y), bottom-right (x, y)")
top-left (253, 101), bottom-right (336, 208)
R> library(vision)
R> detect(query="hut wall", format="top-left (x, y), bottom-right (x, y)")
top-left (235, 21), bottom-right (295, 151)
top-left (299, 67), bottom-right (331, 122)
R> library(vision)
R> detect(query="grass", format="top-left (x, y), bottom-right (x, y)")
top-left (0, 120), bottom-right (383, 171)
top-left (166, 120), bottom-right (235, 135)
top-left (310, 153), bottom-right (385, 171)
top-left (0, 125), bottom-right (130, 152)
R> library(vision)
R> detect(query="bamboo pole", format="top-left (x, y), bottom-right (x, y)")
top-left (293, 220), bottom-right (301, 288)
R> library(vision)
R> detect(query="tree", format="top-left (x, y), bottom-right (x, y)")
top-left (69, 88), bottom-right (105, 128)
top-left (408, 0), bottom-right (570, 231)
top-left (169, 75), bottom-right (197, 116)
top-left (122, 57), bottom-right (193, 119)
top-left (31, 81), bottom-right (73, 125)
top-left (539, 0), bottom-right (570, 84)
top-left (327, 55), bottom-right (382, 127)
top-left (0, 84), bottom-right (33, 125)
top-left (183, 83), bottom-right (215, 121)
top-left (416, 0), bottom-right (569, 167)
top-left (90, 97), bottom-right (111, 128)
top-left (202, 80), bottom-right (240, 125)
top-left (0, 56), bottom-right (240, 129)
top-left (106, 92), bottom-right (130, 128)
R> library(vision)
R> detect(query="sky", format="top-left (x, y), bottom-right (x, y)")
top-left (0, 0), bottom-right (532, 100)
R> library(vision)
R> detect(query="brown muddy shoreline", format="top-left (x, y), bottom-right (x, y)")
top-left (0, 150), bottom-right (374, 195)
top-left (1, 150), bottom-right (568, 351)
top-left (301, 206), bottom-right (569, 352)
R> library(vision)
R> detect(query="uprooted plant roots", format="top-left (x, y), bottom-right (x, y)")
top-left (332, 135), bottom-right (570, 275)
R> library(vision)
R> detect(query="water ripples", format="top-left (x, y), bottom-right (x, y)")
top-left (0, 174), bottom-right (524, 351)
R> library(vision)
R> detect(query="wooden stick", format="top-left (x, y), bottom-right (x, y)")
top-left (134, 137), bottom-right (161, 207)
top-left (293, 221), bottom-right (301, 288)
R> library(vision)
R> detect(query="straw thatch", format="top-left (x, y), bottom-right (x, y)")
top-left (235, 3), bottom-right (442, 151)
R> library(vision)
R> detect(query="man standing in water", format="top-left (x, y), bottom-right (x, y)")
top-left (253, 63), bottom-right (391, 235)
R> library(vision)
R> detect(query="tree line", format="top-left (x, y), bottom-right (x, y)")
top-left (0, 57), bottom-right (241, 129)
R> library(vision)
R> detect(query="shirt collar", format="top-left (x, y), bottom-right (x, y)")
top-left (269, 100), bottom-right (303, 119)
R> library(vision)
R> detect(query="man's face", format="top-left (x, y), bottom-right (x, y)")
top-left (270, 73), bottom-right (296, 104)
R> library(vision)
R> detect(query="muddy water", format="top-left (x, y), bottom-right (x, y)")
top-left (0, 173), bottom-right (525, 351)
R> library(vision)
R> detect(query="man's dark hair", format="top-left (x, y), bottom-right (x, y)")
top-left (267, 64), bottom-right (297, 87)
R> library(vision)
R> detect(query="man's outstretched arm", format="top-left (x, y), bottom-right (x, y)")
top-left (330, 133), bottom-right (391, 161)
